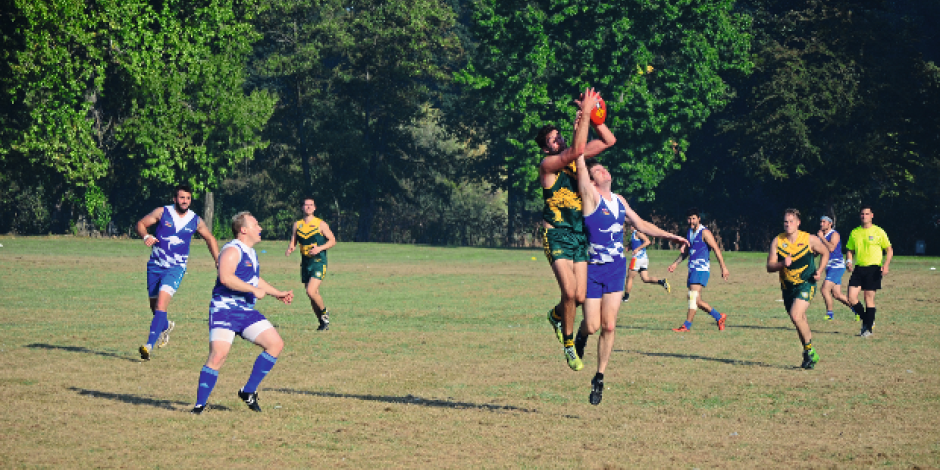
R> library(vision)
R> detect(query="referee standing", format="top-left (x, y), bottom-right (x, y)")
top-left (845, 206), bottom-right (893, 337)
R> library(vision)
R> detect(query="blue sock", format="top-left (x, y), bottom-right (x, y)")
top-left (710, 308), bottom-right (722, 321)
top-left (146, 310), bottom-right (168, 348)
top-left (683, 321), bottom-right (692, 330)
top-left (242, 352), bottom-right (278, 394)
top-left (826, 310), bottom-right (834, 318)
top-left (195, 366), bottom-right (219, 406)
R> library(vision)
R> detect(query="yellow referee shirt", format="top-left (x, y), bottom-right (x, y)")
top-left (846, 225), bottom-right (891, 267)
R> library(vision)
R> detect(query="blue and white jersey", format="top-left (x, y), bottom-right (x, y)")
top-left (824, 229), bottom-right (845, 269)
top-left (584, 193), bottom-right (626, 265)
top-left (687, 225), bottom-right (711, 272)
top-left (148, 205), bottom-right (200, 269)
top-left (210, 240), bottom-right (260, 315)
top-left (629, 230), bottom-right (648, 260)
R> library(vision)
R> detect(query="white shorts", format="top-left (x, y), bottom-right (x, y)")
top-left (629, 257), bottom-right (649, 272)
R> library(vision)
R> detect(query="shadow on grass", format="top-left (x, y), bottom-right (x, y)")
top-left (26, 343), bottom-right (140, 363)
top-left (617, 349), bottom-right (801, 370)
top-left (67, 387), bottom-right (231, 412)
top-left (270, 388), bottom-right (538, 414)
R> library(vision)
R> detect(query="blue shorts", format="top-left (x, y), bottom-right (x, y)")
top-left (587, 261), bottom-right (627, 299)
top-left (147, 264), bottom-right (187, 298)
top-left (209, 306), bottom-right (268, 337)
top-left (687, 270), bottom-right (710, 288)
top-left (825, 267), bottom-right (845, 285)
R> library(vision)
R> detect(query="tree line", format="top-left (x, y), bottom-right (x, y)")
top-left (1, 0), bottom-right (938, 254)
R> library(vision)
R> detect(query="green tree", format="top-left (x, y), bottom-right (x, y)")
top-left (5, 0), bottom-right (275, 228)
top-left (457, 0), bottom-right (752, 243)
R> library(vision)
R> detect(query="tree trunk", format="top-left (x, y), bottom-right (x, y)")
top-left (204, 191), bottom-right (215, 235)
top-left (506, 165), bottom-right (517, 247)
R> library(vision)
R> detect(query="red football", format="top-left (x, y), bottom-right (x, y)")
top-left (590, 97), bottom-right (607, 125)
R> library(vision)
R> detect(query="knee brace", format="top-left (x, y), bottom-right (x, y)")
top-left (688, 290), bottom-right (698, 310)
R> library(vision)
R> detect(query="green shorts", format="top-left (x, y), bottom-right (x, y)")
top-left (540, 227), bottom-right (589, 264)
top-left (782, 282), bottom-right (816, 312)
top-left (301, 256), bottom-right (328, 284)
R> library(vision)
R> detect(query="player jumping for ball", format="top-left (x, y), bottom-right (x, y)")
top-left (573, 154), bottom-right (688, 404)
top-left (537, 88), bottom-right (614, 371)
top-left (286, 197), bottom-right (336, 331)
top-left (191, 212), bottom-right (293, 414)
top-left (135, 183), bottom-right (219, 361)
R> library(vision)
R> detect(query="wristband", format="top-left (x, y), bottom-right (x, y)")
top-left (144, 235), bottom-right (155, 242)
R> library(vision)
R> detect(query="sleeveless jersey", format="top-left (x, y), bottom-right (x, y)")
top-left (584, 193), bottom-right (626, 264)
top-left (542, 162), bottom-right (584, 233)
top-left (148, 205), bottom-right (200, 269)
top-left (824, 229), bottom-right (844, 269)
top-left (210, 240), bottom-right (260, 313)
top-left (629, 230), bottom-right (648, 260)
top-left (687, 225), bottom-right (711, 272)
top-left (776, 231), bottom-right (817, 289)
top-left (295, 217), bottom-right (329, 262)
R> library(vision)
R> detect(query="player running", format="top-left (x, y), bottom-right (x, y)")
top-left (622, 225), bottom-right (671, 303)
top-left (573, 156), bottom-right (688, 404)
top-left (668, 208), bottom-right (730, 332)
top-left (537, 87), bottom-right (614, 371)
top-left (191, 212), bottom-right (293, 414)
top-left (817, 215), bottom-right (852, 320)
top-left (766, 209), bottom-right (828, 369)
top-left (135, 184), bottom-right (219, 361)
top-left (286, 198), bottom-right (336, 331)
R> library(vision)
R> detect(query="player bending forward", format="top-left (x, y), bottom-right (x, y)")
top-left (191, 212), bottom-right (293, 414)
top-left (573, 155), bottom-right (688, 405)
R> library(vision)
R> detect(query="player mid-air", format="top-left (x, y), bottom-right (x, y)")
top-left (135, 184), bottom-right (219, 361)
top-left (537, 88), bottom-right (615, 371)
top-left (573, 149), bottom-right (688, 404)
top-left (286, 197), bottom-right (336, 331)
top-left (766, 209), bottom-right (828, 369)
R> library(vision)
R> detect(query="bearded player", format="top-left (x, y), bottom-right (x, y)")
top-left (537, 87), bottom-right (615, 371)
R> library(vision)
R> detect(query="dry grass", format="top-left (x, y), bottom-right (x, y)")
top-left (1, 236), bottom-right (939, 468)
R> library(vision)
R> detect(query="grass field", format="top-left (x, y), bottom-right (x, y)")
top-left (2, 235), bottom-right (939, 468)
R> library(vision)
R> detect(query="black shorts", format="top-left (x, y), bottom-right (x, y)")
top-left (848, 265), bottom-right (882, 291)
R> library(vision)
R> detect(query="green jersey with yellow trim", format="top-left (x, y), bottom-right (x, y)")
top-left (296, 217), bottom-right (329, 263)
top-left (541, 162), bottom-right (584, 233)
top-left (776, 231), bottom-right (816, 290)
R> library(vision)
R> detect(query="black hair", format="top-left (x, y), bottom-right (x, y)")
top-left (535, 125), bottom-right (560, 150)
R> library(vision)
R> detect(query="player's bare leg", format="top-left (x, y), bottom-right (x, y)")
top-left (305, 278), bottom-right (330, 330)
top-left (788, 298), bottom-right (819, 368)
top-left (549, 259), bottom-right (585, 370)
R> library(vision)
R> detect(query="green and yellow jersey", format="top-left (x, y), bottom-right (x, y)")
top-left (776, 230), bottom-right (817, 290)
top-left (845, 225), bottom-right (890, 267)
top-left (296, 217), bottom-right (329, 263)
top-left (542, 161), bottom-right (584, 233)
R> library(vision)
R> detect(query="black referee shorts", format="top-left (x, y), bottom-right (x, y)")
top-left (849, 265), bottom-right (882, 291)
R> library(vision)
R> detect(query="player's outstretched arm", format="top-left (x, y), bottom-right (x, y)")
top-left (286, 222), bottom-right (298, 256)
top-left (136, 207), bottom-right (164, 247)
top-left (218, 246), bottom-right (266, 300)
top-left (312, 222), bottom-right (337, 255)
top-left (704, 230), bottom-right (730, 280)
top-left (575, 154), bottom-right (598, 215)
top-left (195, 218), bottom-right (220, 266)
top-left (810, 235), bottom-right (829, 281)
top-left (622, 196), bottom-right (689, 249)
top-left (258, 278), bottom-right (294, 305)
top-left (539, 87), bottom-right (599, 177)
